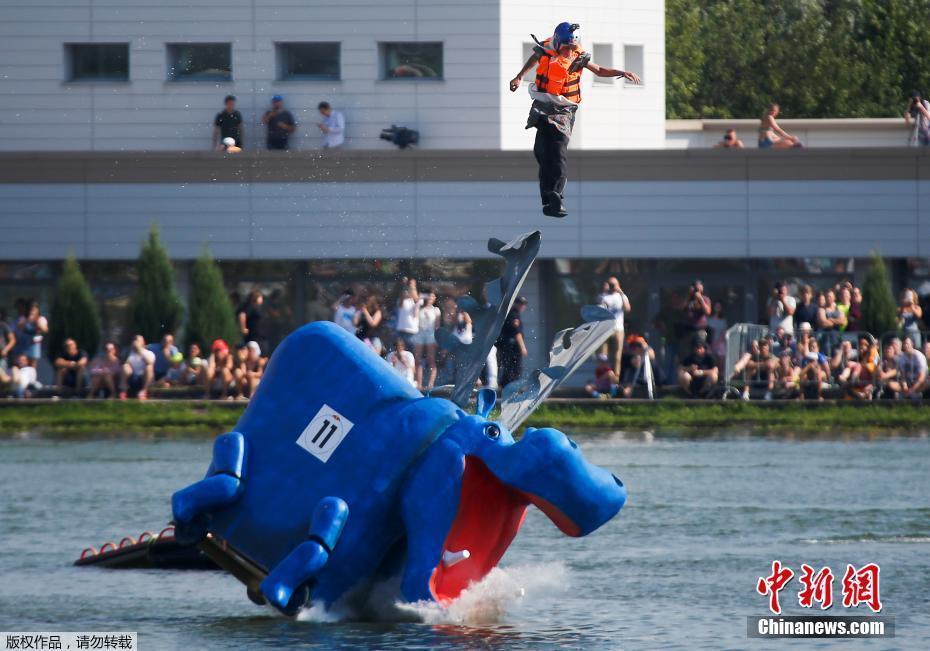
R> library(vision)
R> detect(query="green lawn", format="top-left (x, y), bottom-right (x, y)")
top-left (0, 399), bottom-right (927, 435)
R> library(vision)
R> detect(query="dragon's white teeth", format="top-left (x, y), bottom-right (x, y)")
top-left (442, 549), bottom-right (470, 567)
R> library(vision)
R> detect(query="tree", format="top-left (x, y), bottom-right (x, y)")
top-left (48, 254), bottom-right (101, 361)
top-left (860, 251), bottom-right (898, 336)
top-left (128, 224), bottom-right (184, 342)
top-left (186, 247), bottom-right (239, 349)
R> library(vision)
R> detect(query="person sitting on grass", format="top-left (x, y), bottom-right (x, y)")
top-left (185, 342), bottom-right (207, 386)
top-left (206, 339), bottom-right (235, 399)
top-left (89, 341), bottom-right (121, 398)
top-left (678, 339), bottom-right (718, 398)
top-left (620, 336), bottom-right (658, 398)
top-left (120, 335), bottom-right (155, 400)
top-left (731, 338), bottom-right (775, 400)
top-left (798, 338), bottom-right (830, 401)
top-left (54, 337), bottom-right (88, 395)
top-left (155, 351), bottom-right (188, 388)
top-left (585, 353), bottom-right (619, 399)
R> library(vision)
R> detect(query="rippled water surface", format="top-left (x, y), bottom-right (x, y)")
top-left (1, 429), bottom-right (928, 649)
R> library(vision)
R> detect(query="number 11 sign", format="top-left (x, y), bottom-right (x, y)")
top-left (296, 404), bottom-right (355, 463)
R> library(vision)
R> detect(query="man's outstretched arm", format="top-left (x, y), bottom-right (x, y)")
top-left (585, 61), bottom-right (641, 84)
top-left (509, 53), bottom-right (541, 91)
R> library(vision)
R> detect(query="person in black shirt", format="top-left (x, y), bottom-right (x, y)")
top-left (54, 337), bottom-right (88, 391)
top-left (794, 284), bottom-right (818, 331)
top-left (496, 296), bottom-right (529, 388)
top-left (213, 95), bottom-right (244, 149)
top-left (678, 339), bottom-right (718, 398)
top-left (261, 95), bottom-right (296, 150)
top-left (237, 290), bottom-right (264, 346)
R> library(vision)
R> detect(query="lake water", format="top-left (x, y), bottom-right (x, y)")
top-left (1, 429), bottom-right (928, 650)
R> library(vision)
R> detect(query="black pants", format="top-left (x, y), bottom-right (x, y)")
top-left (533, 121), bottom-right (570, 205)
top-left (498, 345), bottom-right (523, 388)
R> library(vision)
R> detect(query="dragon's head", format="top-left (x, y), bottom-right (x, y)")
top-left (399, 391), bottom-right (626, 604)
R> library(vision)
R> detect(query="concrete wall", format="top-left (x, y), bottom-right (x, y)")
top-left (667, 119), bottom-right (914, 149)
top-left (0, 0), bottom-right (666, 152)
top-left (500, 1), bottom-right (666, 150)
top-left (1, 148), bottom-right (929, 261)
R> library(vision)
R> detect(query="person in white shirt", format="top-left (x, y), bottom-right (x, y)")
top-left (387, 339), bottom-right (417, 388)
top-left (598, 276), bottom-right (631, 378)
top-left (768, 281), bottom-right (797, 335)
top-left (332, 290), bottom-right (359, 335)
top-left (317, 101), bottom-right (345, 149)
top-left (120, 334), bottom-right (155, 400)
top-left (413, 289), bottom-right (442, 390)
top-left (394, 278), bottom-right (420, 351)
top-left (11, 353), bottom-right (38, 398)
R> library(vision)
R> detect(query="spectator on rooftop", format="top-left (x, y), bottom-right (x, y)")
top-left (261, 95), bottom-right (296, 150)
top-left (768, 281), bottom-right (796, 335)
top-left (89, 341), bottom-right (121, 398)
top-left (317, 101), bottom-right (345, 149)
top-left (714, 128), bottom-right (744, 149)
top-left (54, 337), bottom-right (88, 393)
top-left (905, 91), bottom-right (930, 147)
top-left (678, 338), bottom-right (718, 398)
top-left (120, 335), bottom-right (155, 400)
top-left (598, 276), bottom-right (631, 379)
top-left (758, 103), bottom-right (801, 149)
top-left (213, 95), bottom-right (243, 150)
top-left (221, 137), bottom-right (241, 153)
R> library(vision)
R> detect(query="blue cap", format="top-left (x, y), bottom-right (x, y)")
top-left (271, 95), bottom-right (284, 103)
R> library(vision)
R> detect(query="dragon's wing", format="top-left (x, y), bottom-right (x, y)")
top-left (437, 231), bottom-right (541, 408)
top-left (499, 306), bottom-right (615, 431)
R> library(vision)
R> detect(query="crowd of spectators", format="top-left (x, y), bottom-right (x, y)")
top-left (213, 95), bottom-right (345, 152)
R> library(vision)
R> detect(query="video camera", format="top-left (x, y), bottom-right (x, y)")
top-left (379, 125), bottom-right (419, 149)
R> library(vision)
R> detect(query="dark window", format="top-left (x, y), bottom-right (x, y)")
top-left (277, 42), bottom-right (340, 80)
top-left (67, 44), bottom-right (129, 81)
top-left (379, 42), bottom-right (443, 80)
top-left (167, 43), bottom-right (231, 81)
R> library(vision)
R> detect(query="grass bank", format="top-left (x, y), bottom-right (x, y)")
top-left (0, 399), bottom-right (927, 435)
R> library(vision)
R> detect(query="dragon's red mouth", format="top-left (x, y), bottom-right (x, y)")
top-left (428, 455), bottom-right (580, 604)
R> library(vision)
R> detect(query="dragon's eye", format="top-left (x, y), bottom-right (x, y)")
top-left (484, 423), bottom-right (501, 439)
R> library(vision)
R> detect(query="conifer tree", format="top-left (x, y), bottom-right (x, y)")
top-left (49, 254), bottom-right (101, 360)
top-left (128, 224), bottom-right (184, 342)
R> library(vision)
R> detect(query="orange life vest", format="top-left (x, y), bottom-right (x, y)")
top-left (534, 38), bottom-right (584, 103)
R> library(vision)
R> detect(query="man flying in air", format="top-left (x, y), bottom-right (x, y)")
top-left (509, 22), bottom-right (641, 218)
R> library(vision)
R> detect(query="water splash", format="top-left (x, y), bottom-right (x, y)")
top-left (297, 563), bottom-right (568, 626)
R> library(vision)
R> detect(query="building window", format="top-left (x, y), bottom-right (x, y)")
top-left (379, 42), bottom-right (443, 80)
top-left (66, 44), bottom-right (129, 81)
top-left (167, 43), bottom-right (231, 81)
top-left (276, 42), bottom-right (340, 80)
top-left (623, 44), bottom-right (644, 85)
top-left (592, 44), bottom-right (613, 84)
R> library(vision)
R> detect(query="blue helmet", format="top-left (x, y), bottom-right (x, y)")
top-left (552, 22), bottom-right (579, 50)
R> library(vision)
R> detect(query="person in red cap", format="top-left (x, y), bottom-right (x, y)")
top-left (206, 339), bottom-right (234, 399)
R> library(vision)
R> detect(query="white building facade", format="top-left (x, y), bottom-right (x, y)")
top-left (0, 0), bottom-right (666, 151)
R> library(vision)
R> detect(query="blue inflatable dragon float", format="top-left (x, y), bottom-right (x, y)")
top-left (90, 231), bottom-right (627, 616)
